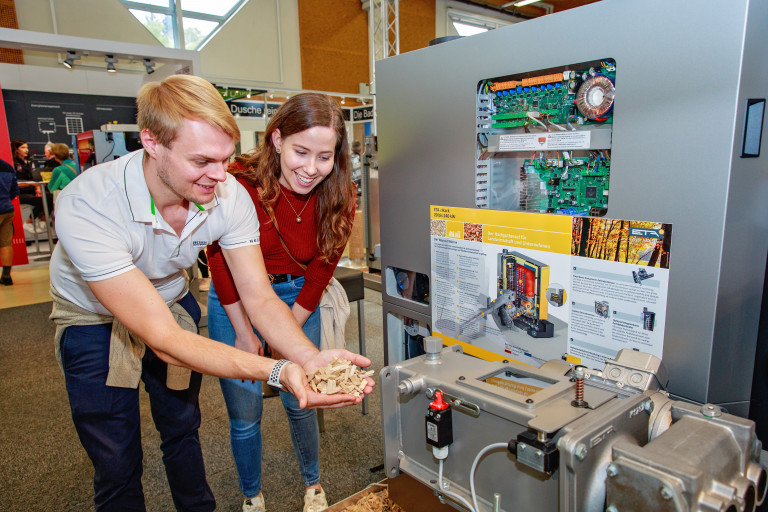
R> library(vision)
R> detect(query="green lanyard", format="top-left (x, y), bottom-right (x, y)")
top-left (150, 196), bottom-right (204, 215)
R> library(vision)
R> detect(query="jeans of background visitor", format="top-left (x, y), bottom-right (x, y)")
top-left (207, 279), bottom-right (321, 499)
top-left (59, 292), bottom-right (215, 512)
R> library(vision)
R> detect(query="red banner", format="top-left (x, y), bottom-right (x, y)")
top-left (0, 81), bottom-right (29, 265)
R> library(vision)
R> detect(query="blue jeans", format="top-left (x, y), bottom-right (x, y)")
top-left (59, 292), bottom-right (215, 512)
top-left (207, 279), bottom-right (321, 498)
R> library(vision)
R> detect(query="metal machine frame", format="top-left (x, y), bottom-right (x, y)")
top-left (382, 344), bottom-right (767, 512)
top-left (377, 0), bottom-right (768, 417)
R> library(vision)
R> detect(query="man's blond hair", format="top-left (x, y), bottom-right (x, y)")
top-left (137, 75), bottom-right (239, 147)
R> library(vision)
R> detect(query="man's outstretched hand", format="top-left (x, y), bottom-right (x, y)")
top-left (280, 349), bottom-right (375, 409)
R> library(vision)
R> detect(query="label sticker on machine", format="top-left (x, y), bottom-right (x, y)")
top-left (426, 422), bottom-right (438, 442)
top-left (498, 131), bottom-right (591, 151)
top-left (430, 206), bottom-right (672, 371)
top-left (482, 368), bottom-right (555, 397)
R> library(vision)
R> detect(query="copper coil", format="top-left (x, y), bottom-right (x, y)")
top-left (576, 75), bottom-right (615, 119)
top-left (575, 379), bottom-right (584, 402)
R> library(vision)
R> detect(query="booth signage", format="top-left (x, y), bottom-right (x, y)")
top-left (228, 101), bottom-right (287, 118)
top-left (229, 101), bottom-right (264, 117)
top-left (353, 106), bottom-right (374, 122)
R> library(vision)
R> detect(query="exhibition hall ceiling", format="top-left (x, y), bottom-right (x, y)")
top-left (456, 0), bottom-right (602, 19)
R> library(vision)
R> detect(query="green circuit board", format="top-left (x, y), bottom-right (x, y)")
top-left (475, 59), bottom-right (616, 214)
top-left (521, 155), bottom-right (610, 216)
top-left (490, 62), bottom-right (616, 129)
top-left (493, 85), bottom-right (574, 127)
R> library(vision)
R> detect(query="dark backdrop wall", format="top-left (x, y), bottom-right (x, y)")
top-left (3, 90), bottom-right (137, 165)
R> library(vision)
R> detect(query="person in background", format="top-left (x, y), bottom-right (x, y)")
top-left (49, 75), bottom-right (372, 511)
top-left (11, 139), bottom-right (32, 181)
top-left (207, 93), bottom-right (356, 512)
top-left (0, 158), bottom-right (20, 286)
top-left (350, 140), bottom-right (362, 196)
top-left (43, 142), bottom-right (59, 169)
top-left (197, 249), bottom-right (211, 291)
top-left (47, 143), bottom-right (77, 201)
top-left (12, 139), bottom-right (45, 224)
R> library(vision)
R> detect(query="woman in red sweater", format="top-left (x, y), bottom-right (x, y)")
top-left (207, 93), bottom-right (356, 512)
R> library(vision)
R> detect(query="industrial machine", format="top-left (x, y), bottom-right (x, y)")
top-left (382, 342), bottom-right (767, 512)
top-left (361, 135), bottom-right (381, 271)
top-left (594, 300), bottom-right (609, 319)
top-left (376, 0), bottom-right (768, 422)
top-left (76, 124), bottom-right (141, 170)
top-left (547, 287), bottom-right (566, 308)
top-left (492, 249), bottom-right (553, 338)
top-left (632, 269), bottom-right (654, 286)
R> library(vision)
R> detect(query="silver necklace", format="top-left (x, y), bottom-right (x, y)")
top-left (283, 191), bottom-right (313, 223)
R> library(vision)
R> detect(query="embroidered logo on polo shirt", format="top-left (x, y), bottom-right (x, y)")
top-left (192, 240), bottom-right (208, 247)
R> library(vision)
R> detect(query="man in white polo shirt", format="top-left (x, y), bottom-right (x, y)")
top-left (49, 75), bottom-right (372, 512)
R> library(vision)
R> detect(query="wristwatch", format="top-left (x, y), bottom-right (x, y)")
top-left (267, 359), bottom-right (291, 390)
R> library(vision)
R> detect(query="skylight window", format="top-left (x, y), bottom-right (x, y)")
top-left (448, 9), bottom-right (514, 38)
top-left (120, 0), bottom-right (248, 50)
top-left (452, 21), bottom-right (489, 37)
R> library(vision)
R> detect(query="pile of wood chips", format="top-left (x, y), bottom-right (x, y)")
top-left (307, 358), bottom-right (374, 397)
top-left (338, 488), bottom-right (406, 512)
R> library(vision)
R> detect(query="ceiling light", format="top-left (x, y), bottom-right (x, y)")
top-left (63, 50), bottom-right (79, 69)
top-left (105, 55), bottom-right (118, 73)
top-left (246, 89), bottom-right (251, 98)
top-left (509, 0), bottom-right (543, 7)
top-left (269, 93), bottom-right (274, 99)
top-left (143, 58), bottom-right (155, 75)
top-left (341, 97), bottom-right (346, 105)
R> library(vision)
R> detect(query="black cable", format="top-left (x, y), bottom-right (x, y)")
top-left (101, 139), bottom-right (116, 163)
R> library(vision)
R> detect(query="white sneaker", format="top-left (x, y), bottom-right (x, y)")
top-left (303, 488), bottom-right (328, 512)
top-left (198, 277), bottom-right (211, 291)
top-left (243, 494), bottom-right (266, 512)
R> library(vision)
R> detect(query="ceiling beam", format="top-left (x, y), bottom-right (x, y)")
top-left (0, 27), bottom-right (199, 73)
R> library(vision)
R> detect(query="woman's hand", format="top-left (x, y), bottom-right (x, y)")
top-left (222, 300), bottom-right (263, 357)
top-left (291, 302), bottom-right (313, 327)
top-left (234, 330), bottom-right (264, 356)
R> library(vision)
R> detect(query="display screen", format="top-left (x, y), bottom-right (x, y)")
top-left (481, 367), bottom-right (555, 397)
top-left (742, 99), bottom-right (765, 158)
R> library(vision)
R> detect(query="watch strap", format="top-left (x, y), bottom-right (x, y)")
top-left (267, 359), bottom-right (290, 389)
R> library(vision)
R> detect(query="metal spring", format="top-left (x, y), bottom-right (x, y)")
top-left (572, 366), bottom-right (588, 408)
top-left (575, 377), bottom-right (584, 403)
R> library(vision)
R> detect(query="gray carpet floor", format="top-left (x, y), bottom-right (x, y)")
top-left (0, 290), bottom-right (386, 511)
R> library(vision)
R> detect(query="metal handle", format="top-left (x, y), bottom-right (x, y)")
top-left (427, 387), bottom-right (481, 417)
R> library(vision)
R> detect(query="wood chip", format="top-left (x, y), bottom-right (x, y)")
top-left (336, 488), bottom-right (406, 512)
top-left (307, 358), bottom-right (373, 397)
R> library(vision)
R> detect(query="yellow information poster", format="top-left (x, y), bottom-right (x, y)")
top-left (430, 206), bottom-right (672, 369)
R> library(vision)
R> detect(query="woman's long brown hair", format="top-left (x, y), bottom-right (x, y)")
top-left (233, 93), bottom-right (355, 263)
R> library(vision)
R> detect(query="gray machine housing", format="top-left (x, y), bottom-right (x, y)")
top-left (376, 0), bottom-right (768, 414)
top-left (382, 345), bottom-right (766, 511)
